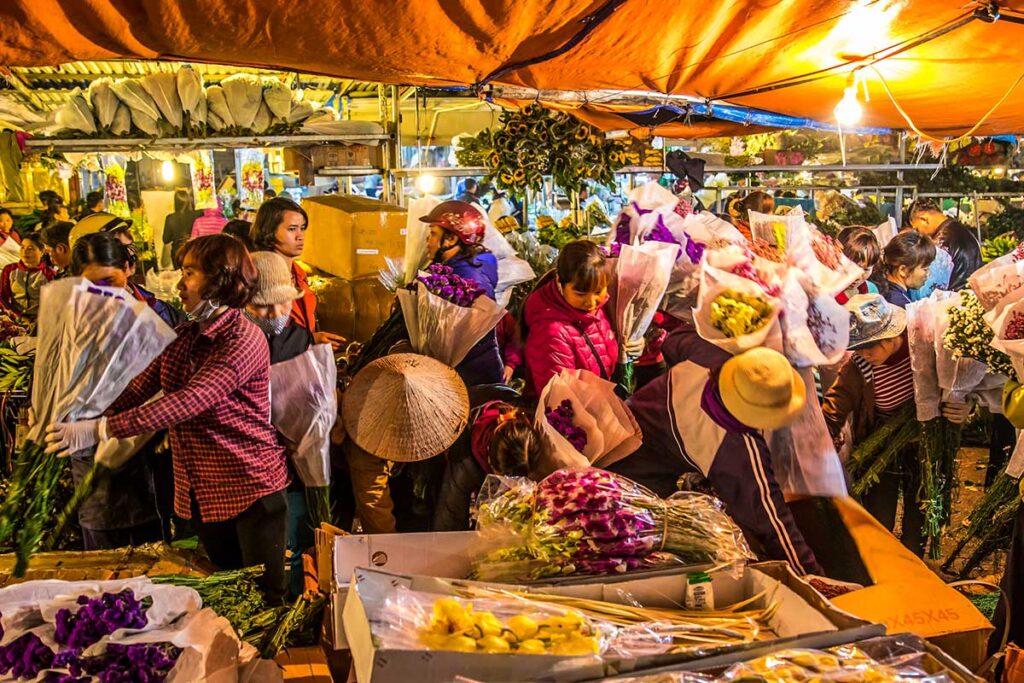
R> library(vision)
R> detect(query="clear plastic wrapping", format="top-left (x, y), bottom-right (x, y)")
top-left (471, 470), bottom-right (752, 583)
top-left (612, 241), bottom-right (678, 354)
top-left (397, 283), bottom-right (506, 368)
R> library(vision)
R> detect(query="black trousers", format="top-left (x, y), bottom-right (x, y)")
top-left (193, 490), bottom-right (288, 605)
top-left (860, 447), bottom-right (924, 557)
top-left (81, 520), bottom-right (163, 551)
top-left (987, 414), bottom-right (1017, 488)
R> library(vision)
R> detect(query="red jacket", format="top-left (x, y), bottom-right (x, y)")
top-left (290, 260), bottom-right (318, 334)
top-left (496, 311), bottom-right (523, 371)
top-left (523, 277), bottom-right (618, 393)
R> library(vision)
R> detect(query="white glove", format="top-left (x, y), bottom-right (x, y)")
top-left (623, 337), bottom-right (646, 360)
top-left (44, 418), bottom-right (107, 457)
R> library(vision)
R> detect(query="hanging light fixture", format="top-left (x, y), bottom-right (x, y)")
top-left (834, 74), bottom-right (863, 128)
top-left (160, 160), bottom-right (175, 183)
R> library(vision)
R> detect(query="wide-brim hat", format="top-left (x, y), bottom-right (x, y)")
top-left (342, 353), bottom-right (469, 462)
top-left (846, 293), bottom-right (907, 350)
top-left (719, 347), bottom-right (806, 431)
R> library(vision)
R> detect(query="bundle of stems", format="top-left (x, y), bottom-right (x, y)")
top-left (847, 404), bottom-right (920, 496)
top-left (942, 472), bottom-right (1020, 574)
top-left (0, 441), bottom-right (66, 576)
top-left (456, 584), bottom-right (776, 647)
top-left (918, 417), bottom-right (962, 560)
top-left (305, 486), bottom-right (333, 530)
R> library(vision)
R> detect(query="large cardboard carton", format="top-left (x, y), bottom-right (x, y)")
top-left (342, 564), bottom-right (878, 683)
top-left (313, 276), bottom-right (395, 343)
top-left (302, 196), bottom-right (406, 280)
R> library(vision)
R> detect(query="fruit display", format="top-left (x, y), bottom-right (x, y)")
top-left (419, 597), bottom-right (601, 656)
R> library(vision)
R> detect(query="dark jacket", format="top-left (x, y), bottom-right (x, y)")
top-left (447, 252), bottom-right (503, 387)
top-left (612, 359), bottom-right (821, 576)
top-left (433, 384), bottom-right (521, 532)
top-left (935, 218), bottom-right (981, 291)
top-left (822, 353), bottom-right (876, 448)
top-left (881, 282), bottom-right (912, 309)
top-left (268, 323), bottom-right (314, 365)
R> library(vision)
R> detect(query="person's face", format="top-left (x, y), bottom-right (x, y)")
top-left (0, 213), bottom-right (12, 234)
top-left (20, 241), bottom-right (42, 268)
top-left (273, 210), bottom-right (306, 258)
top-left (897, 263), bottom-right (930, 290)
top-left (177, 254), bottom-right (210, 313)
top-left (44, 244), bottom-right (69, 269)
top-left (426, 225), bottom-right (457, 260)
top-left (856, 336), bottom-right (903, 366)
top-left (560, 281), bottom-right (608, 313)
top-left (245, 301), bottom-right (292, 320)
top-left (82, 263), bottom-right (128, 288)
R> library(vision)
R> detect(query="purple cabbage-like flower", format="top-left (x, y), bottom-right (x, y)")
top-left (683, 231), bottom-right (704, 264)
top-left (613, 213), bottom-right (632, 245)
top-left (416, 263), bottom-right (485, 307)
top-left (544, 399), bottom-right (588, 453)
top-left (646, 216), bottom-right (678, 247)
top-left (55, 590), bottom-right (149, 651)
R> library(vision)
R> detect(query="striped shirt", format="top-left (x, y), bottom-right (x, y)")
top-left (852, 342), bottom-right (914, 416)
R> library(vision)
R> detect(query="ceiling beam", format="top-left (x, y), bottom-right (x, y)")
top-left (0, 67), bottom-right (45, 112)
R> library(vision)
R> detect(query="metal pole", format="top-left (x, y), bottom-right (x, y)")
top-left (389, 85), bottom-right (403, 205)
top-left (972, 191), bottom-right (982, 241)
top-left (894, 134), bottom-right (906, 228)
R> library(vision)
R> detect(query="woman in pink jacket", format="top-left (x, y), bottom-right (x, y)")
top-left (522, 240), bottom-right (618, 393)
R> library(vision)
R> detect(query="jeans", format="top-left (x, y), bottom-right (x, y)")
top-left (193, 490), bottom-right (288, 605)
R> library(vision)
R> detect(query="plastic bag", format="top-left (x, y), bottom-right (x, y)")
top-left (176, 65), bottom-right (204, 117)
top-left (262, 78), bottom-right (293, 120)
top-left (238, 149), bottom-right (265, 208)
top-left (907, 293), bottom-right (953, 421)
top-left (55, 88), bottom-right (96, 135)
top-left (494, 255), bottom-right (536, 308)
top-left (767, 367), bottom-right (848, 497)
top-left (28, 279), bottom-right (177, 443)
top-left (681, 211), bottom-right (746, 246)
top-left (397, 285), bottom-right (506, 367)
top-left (110, 78), bottom-right (161, 123)
top-left (132, 108), bottom-right (160, 136)
top-left (932, 291), bottom-right (993, 403)
top-left (205, 84), bottom-right (234, 128)
top-left (779, 270), bottom-right (849, 367)
top-left (88, 78), bottom-right (119, 130)
top-left (910, 246), bottom-right (954, 302)
top-left (872, 217), bottom-right (898, 249)
top-left (287, 99), bottom-right (315, 125)
top-left (693, 258), bottom-right (783, 355)
top-left (611, 242), bottom-right (677, 353)
top-left (0, 234), bottom-right (22, 267)
top-left (969, 252), bottom-right (1024, 309)
top-left (987, 285), bottom-right (1024, 382)
top-left (189, 150), bottom-right (217, 210)
top-left (252, 101), bottom-right (273, 133)
top-left (376, 585), bottom-right (607, 657)
top-left (141, 72), bottom-right (183, 130)
top-left (220, 74), bottom-right (263, 130)
top-left (472, 470), bottom-right (753, 583)
top-left (270, 345), bottom-right (336, 487)
top-left (110, 103), bottom-right (131, 136)
top-left (533, 369), bottom-right (642, 477)
top-left (402, 196), bottom-right (439, 285)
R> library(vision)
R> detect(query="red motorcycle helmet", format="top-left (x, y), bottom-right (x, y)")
top-left (419, 200), bottom-right (486, 246)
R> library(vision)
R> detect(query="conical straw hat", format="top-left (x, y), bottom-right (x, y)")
top-left (342, 353), bottom-right (469, 462)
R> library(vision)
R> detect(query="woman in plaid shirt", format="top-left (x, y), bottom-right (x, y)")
top-left (46, 235), bottom-right (291, 602)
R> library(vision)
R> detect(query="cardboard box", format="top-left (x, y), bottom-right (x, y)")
top-left (313, 277), bottom-right (397, 343)
top-left (302, 196), bottom-right (406, 280)
top-left (343, 564), bottom-right (877, 683)
top-left (309, 144), bottom-right (382, 171)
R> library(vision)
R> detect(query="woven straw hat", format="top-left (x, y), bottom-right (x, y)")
top-left (719, 347), bottom-right (805, 431)
top-left (342, 354), bottom-right (469, 462)
top-left (249, 251), bottom-right (302, 306)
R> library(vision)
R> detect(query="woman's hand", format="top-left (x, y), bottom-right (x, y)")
top-left (623, 337), bottom-right (646, 360)
top-left (44, 418), bottom-right (105, 457)
top-left (502, 365), bottom-right (516, 384)
top-left (314, 330), bottom-right (347, 351)
top-left (940, 401), bottom-right (972, 424)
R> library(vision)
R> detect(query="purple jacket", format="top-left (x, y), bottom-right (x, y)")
top-left (523, 277), bottom-right (618, 393)
top-left (613, 336), bottom-right (821, 576)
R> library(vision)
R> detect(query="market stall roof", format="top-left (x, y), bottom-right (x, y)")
top-left (3, 1), bottom-right (1024, 136)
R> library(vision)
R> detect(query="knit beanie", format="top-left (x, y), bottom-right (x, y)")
top-left (250, 251), bottom-right (302, 306)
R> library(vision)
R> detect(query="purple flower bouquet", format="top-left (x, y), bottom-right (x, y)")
top-left (471, 469), bottom-right (752, 582)
top-left (545, 399), bottom-right (588, 453)
top-left (397, 264), bottom-right (506, 367)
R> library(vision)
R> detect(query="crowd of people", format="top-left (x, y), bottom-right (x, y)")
top-left (0, 186), bottom-right (1005, 620)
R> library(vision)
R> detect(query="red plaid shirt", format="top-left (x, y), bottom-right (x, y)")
top-left (107, 308), bottom-right (289, 522)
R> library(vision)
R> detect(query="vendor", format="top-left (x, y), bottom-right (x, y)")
top-left (421, 199), bottom-right (503, 387)
top-left (0, 233), bottom-right (54, 320)
top-left (162, 189), bottom-right (199, 269)
top-left (250, 197), bottom-right (345, 350)
top-left (521, 240), bottom-right (620, 394)
top-left (433, 386), bottom-right (547, 531)
top-left (607, 342), bottom-right (822, 576)
top-left (0, 208), bottom-right (21, 246)
top-left (246, 250), bottom-right (315, 598)
top-left (341, 354), bottom-right (470, 534)
top-left (45, 234), bottom-right (290, 602)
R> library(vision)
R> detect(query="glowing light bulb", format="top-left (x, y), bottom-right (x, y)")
top-left (416, 173), bottom-right (438, 195)
top-left (161, 160), bottom-right (175, 182)
top-left (834, 87), bottom-right (863, 127)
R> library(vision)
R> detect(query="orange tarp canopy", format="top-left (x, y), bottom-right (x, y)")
top-left (4, 1), bottom-right (1024, 135)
